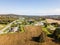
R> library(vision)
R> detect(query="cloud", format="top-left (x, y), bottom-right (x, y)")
top-left (38, 8), bottom-right (60, 15)
top-left (19, 8), bottom-right (60, 15)
top-left (0, 8), bottom-right (60, 15)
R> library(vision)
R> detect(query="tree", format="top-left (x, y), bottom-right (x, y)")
top-left (52, 27), bottom-right (60, 42)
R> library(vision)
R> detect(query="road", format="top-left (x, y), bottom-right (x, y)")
top-left (0, 19), bottom-right (19, 34)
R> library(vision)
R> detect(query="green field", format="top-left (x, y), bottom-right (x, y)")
top-left (42, 27), bottom-right (51, 35)
top-left (0, 24), bottom-right (7, 30)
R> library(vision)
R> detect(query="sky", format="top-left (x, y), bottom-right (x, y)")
top-left (0, 0), bottom-right (60, 16)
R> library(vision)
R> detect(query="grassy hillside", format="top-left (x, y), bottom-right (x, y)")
top-left (0, 14), bottom-right (59, 45)
top-left (0, 26), bottom-right (43, 45)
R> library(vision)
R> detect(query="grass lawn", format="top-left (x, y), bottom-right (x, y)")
top-left (42, 27), bottom-right (51, 35)
top-left (0, 24), bottom-right (7, 30)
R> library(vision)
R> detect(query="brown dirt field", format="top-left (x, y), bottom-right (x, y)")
top-left (24, 25), bottom-right (42, 37)
top-left (46, 19), bottom-right (60, 24)
top-left (0, 26), bottom-right (43, 45)
top-left (0, 25), bottom-right (59, 45)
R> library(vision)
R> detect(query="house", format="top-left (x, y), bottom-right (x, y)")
top-left (27, 19), bottom-right (35, 24)
top-left (13, 27), bottom-right (19, 32)
top-left (9, 27), bottom-right (19, 32)
top-left (34, 21), bottom-right (45, 26)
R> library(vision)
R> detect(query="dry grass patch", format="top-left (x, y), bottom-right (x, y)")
top-left (0, 26), bottom-right (43, 45)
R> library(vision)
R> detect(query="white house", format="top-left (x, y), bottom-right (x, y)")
top-left (12, 27), bottom-right (19, 32)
